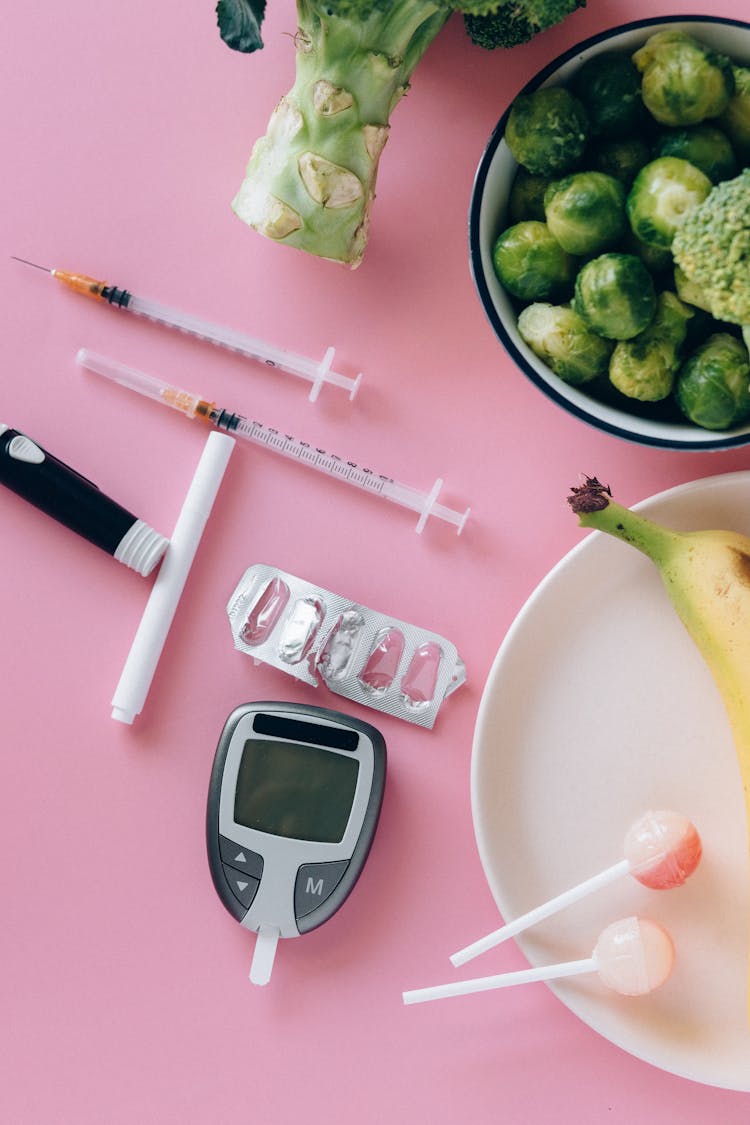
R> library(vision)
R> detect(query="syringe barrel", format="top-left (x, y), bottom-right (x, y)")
top-left (127, 294), bottom-right (359, 398)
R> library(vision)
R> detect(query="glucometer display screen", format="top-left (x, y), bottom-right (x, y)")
top-left (234, 739), bottom-right (360, 843)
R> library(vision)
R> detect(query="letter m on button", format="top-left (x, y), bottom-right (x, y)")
top-left (306, 876), bottom-right (325, 896)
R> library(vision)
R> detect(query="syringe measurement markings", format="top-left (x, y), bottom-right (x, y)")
top-left (242, 421), bottom-right (389, 494)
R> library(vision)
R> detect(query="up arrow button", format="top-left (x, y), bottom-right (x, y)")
top-left (219, 835), bottom-right (264, 879)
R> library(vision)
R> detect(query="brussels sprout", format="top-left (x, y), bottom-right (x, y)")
top-left (573, 253), bottom-right (657, 340)
top-left (625, 230), bottom-right (673, 275)
top-left (632, 30), bottom-right (735, 127)
top-left (505, 87), bottom-right (589, 177)
top-left (626, 157), bottom-right (712, 250)
top-left (609, 291), bottom-right (693, 401)
top-left (517, 302), bottom-right (614, 385)
top-left (653, 125), bottom-right (737, 184)
top-left (718, 66), bottom-right (750, 165)
top-left (675, 333), bottom-right (750, 430)
top-left (544, 172), bottom-right (626, 256)
top-left (590, 137), bottom-right (651, 188)
top-left (570, 51), bottom-right (646, 138)
top-left (492, 221), bottom-right (576, 301)
top-left (508, 169), bottom-right (549, 223)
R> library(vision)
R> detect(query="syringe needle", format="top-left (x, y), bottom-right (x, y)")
top-left (10, 256), bottom-right (53, 272)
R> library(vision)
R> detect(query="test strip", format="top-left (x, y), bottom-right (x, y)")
top-left (111, 431), bottom-right (235, 723)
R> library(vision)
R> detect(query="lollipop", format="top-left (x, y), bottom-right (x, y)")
top-left (451, 810), bottom-right (701, 967)
top-left (403, 916), bottom-right (675, 1006)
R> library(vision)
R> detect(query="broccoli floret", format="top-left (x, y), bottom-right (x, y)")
top-left (465, 0), bottom-right (586, 50)
top-left (672, 170), bottom-right (750, 336)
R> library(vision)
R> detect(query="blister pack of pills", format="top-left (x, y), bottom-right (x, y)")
top-left (227, 563), bottom-right (466, 728)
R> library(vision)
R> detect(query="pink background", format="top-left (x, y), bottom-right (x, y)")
top-left (3, 1), bottom-right (750, 1121)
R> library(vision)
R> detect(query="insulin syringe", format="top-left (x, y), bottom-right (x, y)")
top-left (77, 350), bottom-right (470, 535)
top-left (12, 258), bottom-right (361, 402)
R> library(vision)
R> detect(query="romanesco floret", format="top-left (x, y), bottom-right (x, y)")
top-left (672, 169), bottom-right (750, 328)
top-left (465, 0), bottom-right (586, 50)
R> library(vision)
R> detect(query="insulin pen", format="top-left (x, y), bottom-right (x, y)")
top-left (0, 425), bottom-right (168, 576)
top-left (11, 258), bottom-right (362, 402)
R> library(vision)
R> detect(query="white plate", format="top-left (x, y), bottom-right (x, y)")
top-left (472, 472), bottom-right (750, 1090)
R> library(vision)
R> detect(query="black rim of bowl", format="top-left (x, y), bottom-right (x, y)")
top-left (468, 14), bottom-right (750, 451)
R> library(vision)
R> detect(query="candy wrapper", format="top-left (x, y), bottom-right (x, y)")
top-left (227, 564), bottom-right (465, 728)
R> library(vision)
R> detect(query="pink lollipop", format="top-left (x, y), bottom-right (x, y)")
top-left (452, 810), bottom-right (701, 967)
top-left (624, 810), bottom-right (702, 890)
top-left (403, 916), bottom-right (675, 1006)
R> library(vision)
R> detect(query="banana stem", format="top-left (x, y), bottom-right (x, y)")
top-left (568, 477), bottom-right (681, 566)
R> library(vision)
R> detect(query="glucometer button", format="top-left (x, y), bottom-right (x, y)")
top-left (294, 860), bottom-right (349, 920)
top-left (219, 836), bottom-right (264, 880)
top-left (223, 865), bottom-right (260, 910)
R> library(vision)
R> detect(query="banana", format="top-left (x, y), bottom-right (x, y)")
top-left (568, 475), bottom-right (750, 1013)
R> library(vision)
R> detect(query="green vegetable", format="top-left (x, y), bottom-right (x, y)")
top-left (589, 137), bottom-right (650, 188)
top-left (672, 170), bottom-right (750, 347)
top-left (632, 30), bottom-right (735, 126)
top-left (217, 0), bottom-right (582, 267)
top-left (504, 87), bottom-right (589, 176)
top-left (573, 252), bottom-right (657, 340)
top-left (497, 30), bottom-right (748, 434)
top-left (492, 221), bottom-right (576, 301)
top-left (675, 333), bottom-right (750, 430)
top-left (718, 67), bottom-right (750, 165)
top-left (673, 265), bottom-right (713, 313)
top-left (609, 291), bottom-right (693, 401)
top-left (626, 157), bottom-right (712, 250)
top-left (653, 125), bottom-right (737, 184)
top-left (544, 171), bottom-right (626, 255)
top-left (569, 51), bottom-right (645, 138)
top-left (625, 230), bottom-right (673, 275)
top-left (517, 302), bottom-right (613, 385)
top-left (508, 169), bottom-right (549, 223)
top-left (465, 0), bottom-right (585, 50)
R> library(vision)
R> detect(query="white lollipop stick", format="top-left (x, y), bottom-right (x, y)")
top-left (405, 956), bottom-right (598, 1005)
top-left (451, 859), bottom-right (629, 966)
top-left (451, 810), bottom-right (701, 968)
top-left (405, 916), bottom-right (674, 1006)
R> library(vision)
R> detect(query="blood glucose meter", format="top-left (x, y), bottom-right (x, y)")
top-left (207, 701), bottom-right (386, 984)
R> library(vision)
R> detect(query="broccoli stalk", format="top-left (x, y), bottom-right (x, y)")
top-left (227, 1), bottom-right (453, 267)
top-left (217, 0), bottom-right (580, 267)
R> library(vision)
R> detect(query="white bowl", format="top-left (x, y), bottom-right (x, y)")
top-left (469, 16), bottom-right (750, 450)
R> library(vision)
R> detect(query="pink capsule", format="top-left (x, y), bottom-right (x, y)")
top-left (359, 628), bottom-right (405, 693)
top-left (401, 642), bottom-right (442, 707)
top-left (594, 916), bottom-right (675, 996)
top-left (624, 810), bottom-right (702, 891)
